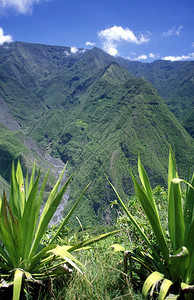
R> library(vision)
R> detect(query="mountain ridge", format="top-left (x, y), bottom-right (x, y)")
top-left (0, 41), bottom-right (193, 226)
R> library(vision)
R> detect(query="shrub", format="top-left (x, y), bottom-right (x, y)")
top-left (108, 149), bottom-right (194, 299)
top-left (0, 161), bottom-right (120, 300)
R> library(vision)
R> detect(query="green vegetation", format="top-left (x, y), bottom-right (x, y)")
top-left (0, 161), bottom-right (78, 300)
top-left (0, 41), bottom-right (193, 299)
top-left (118, 59), bottom-right (194, 137)
top-left (0, 149), bottom-right (193, 299)
top-left (0, 125), bottom-right (27, 183)
top-left (109, 149), bottom-right (194, 299)
top-left (29, 62), bottom-right (194, 227)
top-left (0, 42), bottom-right (193, 227)
top-left (0, 161), bottom-right (120, 299)
top-left (36, 233), bottom-right (137, 299)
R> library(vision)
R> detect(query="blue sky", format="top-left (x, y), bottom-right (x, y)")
top-left (0, 0), bottom-right (194, 62)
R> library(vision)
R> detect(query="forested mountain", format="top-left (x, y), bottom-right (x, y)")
top-left (0, 42), bottom-right (193, 226)
top-left (117, 58), bottom-right (194, 137)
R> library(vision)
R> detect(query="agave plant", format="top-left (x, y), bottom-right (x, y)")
top-left (0, 161), bottom-right (120, 300)
top-left (108, 149), bottom-right (194, 299)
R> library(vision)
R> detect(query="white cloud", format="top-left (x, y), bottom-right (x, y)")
top-left (70, 47), bottom-right (85, 55)
top-left (149, 53), bottom-right (160, 59)
top-left (134, 54), bottom-right (147, 61)
top-left (98, 25), bottom-right (149, 56)
top-left (162, 25), bottom-right (183, 37)
top-left (70, 46), bottom-right (78, 54)
top-left (0, 0), bottom-right (48, 14)
top-left (86, 41), bottom-right (95, 46)
top-left (162, 53), bottom-right (194, 61)
top-left (127, 53), bottom-right (148, 61)
top-left (0, 27), bottom-right (13, 45)
top-left (64, 50), bottom-right (71, 56)
top-left (176, 25), bottom-right (183, 36)
top-left (106, 46), bottom-right (118, 56)
top-left (149, 53), bottom-right (155, 59)
top-left (126, 51), bottom-right (160, 61)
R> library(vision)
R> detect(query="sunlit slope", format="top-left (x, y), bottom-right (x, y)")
top-left (30, 62), bottom-right (194, 225)
top-left (0, 42), bottom-right (193, 226)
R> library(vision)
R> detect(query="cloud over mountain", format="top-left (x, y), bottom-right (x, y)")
top-left (70, 46), bottom-right (78, 54)
top-left (98, 25), bottom-right (149, 56)
top-left (162, 52), bottom-right (194, 61)
top-left (86, 41), bottom-right (95, 46)
top-left (0, 27), bottom-right (13, 45)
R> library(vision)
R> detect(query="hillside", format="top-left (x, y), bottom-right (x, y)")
top-left (0, 42), bottom-right (193, 226)
top-left (117, 58), bottom-right (194, 137)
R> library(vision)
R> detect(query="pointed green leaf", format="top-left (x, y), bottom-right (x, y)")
top-left (184, 220), bottom-right (194, 284)
top-left (24, 271), bottom-right (33, 280)
top-left (138, 157), bottom-right (155, 209)
top-left (106, 176), bottom-right (154, 248)
top-left (9, 162), bottom-right (21, 219)
top-left (181, 282), bottom-right (194, 291)
top-left (68, 229), bottom-right (122, 252)
top-left (172, 178), bottom-right (194, 189)
top-left (33, 168), bottom-right (50, 234)
top-left (0, 192), bottom-right (20, 266)
top-left (29, 244), bottom-right (57, 271)
top-left (106, 175), bottom-right (168, 274)
top-left (142, 271), bottom-right (164, 298)
top-left (168, 149), bottom-right (185, 252)
top-left (131, 172), bottom-right (169, 264)
top-left (184, 173), bottom-right (194, 241)
top-left (0, 244), bottom-right (12, 269)
top-left (21, 175), bottom-right (40, 259)
top-left (13, 269), bottom-right (24, 300)
top-left (48, 245), bottom-right (84, 274)
top-left (29, 167), bottom-right (69, 257)
top-left (50, 180), bottom-right (89, 244)
top-left (16, 160), bottom-right (25, 217)
top-left (28, 162), bottom-right (36, 196)
top-left (159, 279), bottom-right (173, 300)
top-left (165, 294), bottom-right (179, 299)
top-left (169, 246), bottom-right (190, 281)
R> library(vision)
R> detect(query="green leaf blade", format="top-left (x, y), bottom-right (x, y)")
top-left (131, 172), bottom-right (169, 264)
top-left (168, 149), bottom-right (185, 252)
top-left (13, 269), bottom-right (24, 300)
top-left (30, 167), bottom-right (70, 257)
top-left (142, 271), bottom-right (164, 298)
top-left (159, 279), bottom-right (173, 300)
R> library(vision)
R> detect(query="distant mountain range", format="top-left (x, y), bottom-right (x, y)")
top-left (0, 42), bottom-right (193, 226)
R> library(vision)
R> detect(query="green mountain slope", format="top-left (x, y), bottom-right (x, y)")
top-left (30, 61), bottom-right (193, 226)
top-left (0, 42), bottom-right (193, 227)
top-left (117, 58), bottom-right (194, 137)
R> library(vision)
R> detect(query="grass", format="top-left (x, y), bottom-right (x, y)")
top-left (23, 232), bottom-right (143, 300)
top-left (1, 153), bottom-right (192, 299)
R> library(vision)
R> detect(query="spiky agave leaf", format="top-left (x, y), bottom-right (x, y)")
top-left (106, 174), bottom-right (169, 275)
top-left (0, 160), bottom-right (121, 300)
top-left (13, 269), bottom-right (24, 300)
top-left (168, 149), bottom-right (185, 253)
top-left (108, 149), bottom-right (194, 299)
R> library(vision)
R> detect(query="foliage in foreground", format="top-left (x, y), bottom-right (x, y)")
top-left (37, 236), bottom-right (139, 300)
top-left (0, 161), bottom-right (120, 300)
top-left (108, 149), bottom-right (194, 299)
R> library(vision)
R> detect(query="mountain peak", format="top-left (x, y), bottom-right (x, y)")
top-left (100, 62), bottom-right (133, 85)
